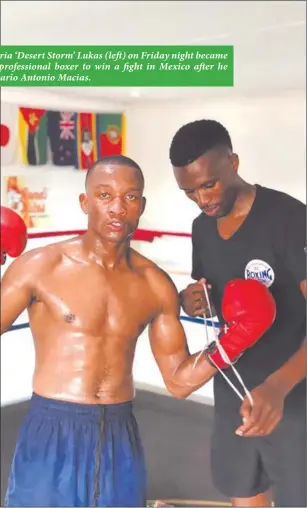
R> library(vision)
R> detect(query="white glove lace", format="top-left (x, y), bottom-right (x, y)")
top-left (193, 284), bottom-right (253, 406)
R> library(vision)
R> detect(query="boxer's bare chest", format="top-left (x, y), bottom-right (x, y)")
top-left (29, 258), bottom-right (157, 339)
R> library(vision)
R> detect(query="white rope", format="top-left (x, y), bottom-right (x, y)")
top-left (193, 284), bottom-right (253, 406)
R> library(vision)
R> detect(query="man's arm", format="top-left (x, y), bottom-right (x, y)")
top-left (148, 269), bottom-right (216, 399)
top-left (179, 218), bottom-right (213, 318)
top-left (1, 250), bottom-right (40, 334)
top-left (237, 196), bottom-right (306, 437)
top-left (264, 280), bottom-right (306, 395)
top-left (264, 197), bottom-right (306, 393)
top-left (237, 281), bottom-right (306, 437)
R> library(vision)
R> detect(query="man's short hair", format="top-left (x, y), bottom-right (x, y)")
top-left (85, 155), bottom-right (144, 189)
top-left (169, 119), bottom-right (233, 167)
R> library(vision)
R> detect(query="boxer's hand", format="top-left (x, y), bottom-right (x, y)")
top-left (179, 278), bottom-right (211, 318)
top-left (235, 380), bottom-right (285, 437)
top-left (207, 279), bottom-right (276, 370)
top-left (1, 206), bottom-right (27, 264)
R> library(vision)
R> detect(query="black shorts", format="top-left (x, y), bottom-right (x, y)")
top-left (211, 389), bottom-right (306, 507)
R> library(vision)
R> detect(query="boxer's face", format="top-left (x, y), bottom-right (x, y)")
top-left (173, 148), bottom-right (239, 218)
top-left (80, 164), bottom-right (146, 242)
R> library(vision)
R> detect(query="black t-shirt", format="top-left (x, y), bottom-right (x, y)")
top-left (191, 184), bottom-right (306, 413)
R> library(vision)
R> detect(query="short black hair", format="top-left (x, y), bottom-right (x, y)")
top-left (169, 119), bottom-right (233, 167)
top-left (85, 155), bottom-right (144, 189)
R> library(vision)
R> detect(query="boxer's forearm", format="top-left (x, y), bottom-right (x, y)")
top-left (265, 338), bottom-right (306, 396)
top-left (169, 352), bottom-right (217, 398)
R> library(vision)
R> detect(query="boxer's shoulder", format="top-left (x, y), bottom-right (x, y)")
top-left (129, 249), bottom-right (179, 305)
top-left (3, 240), bottom-right (65, 280)
top-left (130, 248), bottom-right (174, 279)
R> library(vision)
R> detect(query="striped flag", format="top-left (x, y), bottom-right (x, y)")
top-left (75, 112), bottom-right (98, 170)
top-left (18, 107), bottom-right (48, 166)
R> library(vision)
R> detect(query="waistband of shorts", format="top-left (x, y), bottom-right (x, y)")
top-left (29, 393), bottom-right (133, 419)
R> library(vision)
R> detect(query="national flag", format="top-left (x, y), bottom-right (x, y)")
top-left (19, 107), bottom-right (48, 165)
top-left (96, 114), bottom-right (123, 157)
top-left (75, 112), bottom-right (98, 170)
top-left (47, 111), bottom-right (76, 166)
top-left (1, 102), bottom-right (19, 166)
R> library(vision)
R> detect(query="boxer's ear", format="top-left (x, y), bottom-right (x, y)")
top-left (230, 153), bottom-right (239, 173)
top-left (140, 197), bottom-right (146, 216)
top-left (79, 193), bottom-right (88, 215)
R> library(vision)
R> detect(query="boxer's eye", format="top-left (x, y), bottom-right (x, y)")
top-left (203, 180), bottom-right (218, 189)
top-left (126, 195), bottom-right (137, 201)
top-left (99, 193), bottom-right (110, 199)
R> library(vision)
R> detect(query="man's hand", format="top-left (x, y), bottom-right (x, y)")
top-left (235, 379), bottom-right (285, 437)
top-left (180, 278), bottom-right (212, 317)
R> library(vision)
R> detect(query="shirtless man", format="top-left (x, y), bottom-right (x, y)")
top-left (1, 155), bottom-right (275, 508)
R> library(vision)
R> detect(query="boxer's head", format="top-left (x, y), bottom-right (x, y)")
top-left (80, 155), bottom-right (146, 243)
top-left (170, 120), bottom-right (241, 218)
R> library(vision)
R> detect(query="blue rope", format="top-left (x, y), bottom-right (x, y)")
top-left (8, 323), bottom-right (31, 332)
top-left (8, 316), bottom-right (220, 333)
top-left (179, 315), bottom-right (219, 327)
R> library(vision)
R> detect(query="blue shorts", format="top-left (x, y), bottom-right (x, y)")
top-left (5, 393), bottom-right (147, 507)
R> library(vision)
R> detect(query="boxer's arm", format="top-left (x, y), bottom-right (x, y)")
top-left (1, 251), bottom-right (39, 334)
top-left (148, 270), bottom-right (216, 399)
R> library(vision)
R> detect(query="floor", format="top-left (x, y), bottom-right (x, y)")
top-left (1, 390), bottom-right (229, 507)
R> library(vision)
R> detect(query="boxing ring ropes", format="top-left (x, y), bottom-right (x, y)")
top-left (4, 227), bottom-right (230, 507)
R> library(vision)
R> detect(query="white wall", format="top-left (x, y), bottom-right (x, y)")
top-left (1, 164), bottom-right (88, 232)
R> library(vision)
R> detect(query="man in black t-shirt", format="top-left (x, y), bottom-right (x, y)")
top-left (169, 119), bottom-right (306, 507)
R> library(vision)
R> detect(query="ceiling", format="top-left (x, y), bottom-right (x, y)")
top-left (1, 1), bottom-right (306, 105)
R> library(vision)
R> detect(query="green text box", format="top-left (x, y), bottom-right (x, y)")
top-left (0, 45), bottom-right (234, 87)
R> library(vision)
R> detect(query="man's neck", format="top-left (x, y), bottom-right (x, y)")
top-left (230, 180), bottom-right (256, 218)
top-left (81, 230), bottom-right (130, 270)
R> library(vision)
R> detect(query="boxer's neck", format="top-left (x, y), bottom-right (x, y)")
top-left (81, 229), bottom-right (130, 269)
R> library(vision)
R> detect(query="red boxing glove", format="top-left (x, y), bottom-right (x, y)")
top-left (206, 279), bottom-right (276, 369)
top-left (1, 206), bottom-right (28, 265)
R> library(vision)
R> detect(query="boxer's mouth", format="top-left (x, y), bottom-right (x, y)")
top-left (106, 221), bottom-right (125, 232)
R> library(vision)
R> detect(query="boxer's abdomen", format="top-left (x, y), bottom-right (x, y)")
top-left (31, 328), bottom-right (138, 404)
